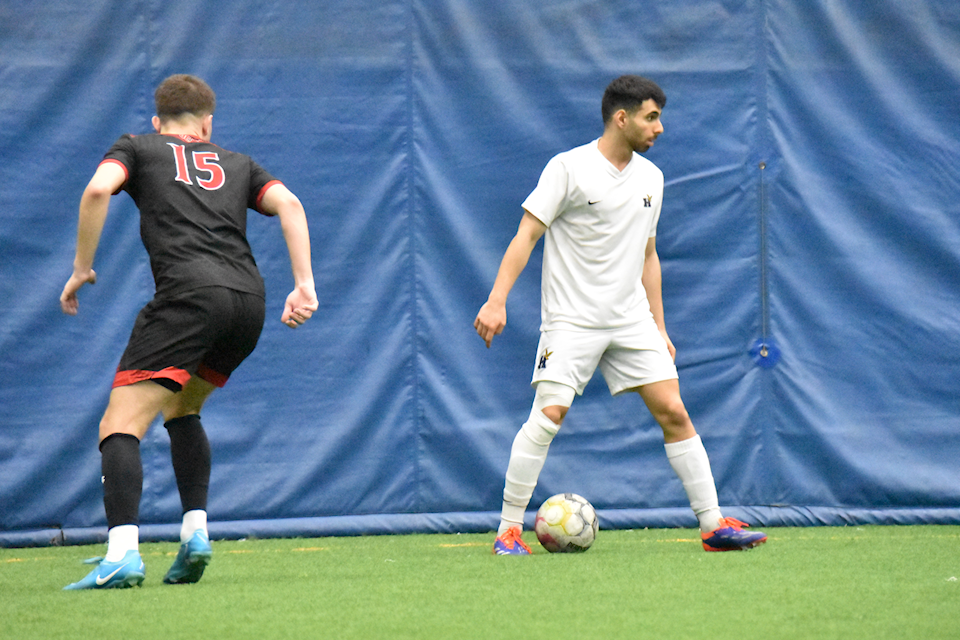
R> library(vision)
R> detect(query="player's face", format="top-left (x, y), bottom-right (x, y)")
top-left (624, 99), bottom-right (663, 153)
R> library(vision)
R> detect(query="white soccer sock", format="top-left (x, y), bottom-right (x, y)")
top-left (664, 435), bottom-right (723, 532)
top-left (181, 509), bottom-right (207, 543)
top-left (499, 411), bottom-right (560, 535)
top-left (104, 524), bottom-right (139, 562)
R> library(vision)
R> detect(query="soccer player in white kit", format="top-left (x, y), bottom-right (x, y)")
top-left (475, 75), bottom-right (767, 554)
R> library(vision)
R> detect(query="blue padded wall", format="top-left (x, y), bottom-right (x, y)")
top-left (1, 0), bottom-right (958, 546)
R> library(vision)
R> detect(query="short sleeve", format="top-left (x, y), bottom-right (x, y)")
top-left (101, 134), bottom-right (137, 192)
top-left (520, 155), bottom-right (569, 227)
top-left (247, 159), bottom-right (279, 213)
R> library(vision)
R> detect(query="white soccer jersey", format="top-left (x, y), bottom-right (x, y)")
top-left (522, 139), bottom-right (664, 331)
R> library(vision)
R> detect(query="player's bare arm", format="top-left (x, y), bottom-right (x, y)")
top-left (60, 162), bottom-right (127, 315)
top-left (260, 183), bottom-right (319, 328)
top-left (475, 210), bottom-right (546, 348)
top-left (641, 236), bottom-right (676, 360)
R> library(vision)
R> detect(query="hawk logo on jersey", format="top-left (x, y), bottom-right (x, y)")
top-left (643, 194), bottom-right (653, 207)
top-left (537, 348), bottom-right (553, 370)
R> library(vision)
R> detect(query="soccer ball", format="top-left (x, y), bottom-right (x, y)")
top-left (534, 493), bottom-right (598, 553)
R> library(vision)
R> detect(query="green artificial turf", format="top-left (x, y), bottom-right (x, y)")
top-left (2, 526), bottom-right (958, 639)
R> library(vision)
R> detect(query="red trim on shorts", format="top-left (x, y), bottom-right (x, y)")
top-left (196, 363), bottom-right (229, 388)
top-left (113, 366), bottom-right (191, 389)
top-left (256, 180), bottom-right (283, 214)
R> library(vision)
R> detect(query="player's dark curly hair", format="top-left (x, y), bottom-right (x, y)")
top-left (155, 74), bottom-right (216, 121)
top-left (601, 75), bottom-right (666, 124)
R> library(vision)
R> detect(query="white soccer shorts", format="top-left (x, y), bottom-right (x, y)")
top-left (530, 319), bottom-right (678, 396)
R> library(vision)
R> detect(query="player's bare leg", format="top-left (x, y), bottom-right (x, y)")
top-left (99, 380), bottom-right (175, 441)
top-left (162, 376), bottom-right (216, 421)
top-left (635, 378), bottom-right (695, 443)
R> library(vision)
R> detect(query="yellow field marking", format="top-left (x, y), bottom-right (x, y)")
top-left (3, 556), bottom-right (56, 563)
top-left (142, 551), bottom-right (180, 558)
top-left (439, 542), bottom-right (488, 548)
top-left (656, 538), bottom-right (699, 543)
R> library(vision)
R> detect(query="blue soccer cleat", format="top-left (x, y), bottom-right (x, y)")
top-left (492, 526), bottom-right (532, 555)
top-left (163, 529), bottom-right (212, 584)
top-left (701, 517), bottom-right (768, 552)
top-left (63, 550), bottom-right (145, 590)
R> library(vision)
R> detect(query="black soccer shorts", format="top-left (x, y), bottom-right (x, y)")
top-left (114, 286), bottom-right (266, 392)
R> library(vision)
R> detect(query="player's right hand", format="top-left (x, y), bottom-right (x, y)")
top-left (59, 269), bottom-right (97, 316)
top-left (474, 301), bottom-right (506, 348)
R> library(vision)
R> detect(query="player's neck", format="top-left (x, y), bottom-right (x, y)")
top-left (159, 125), bottom-right (207, 141)
top-left (152, 114), bottom-right (211, 142)
top-left (596, 134), bottom-right (632, 172)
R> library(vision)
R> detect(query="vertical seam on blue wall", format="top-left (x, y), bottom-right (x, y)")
top-left (759, 165), bottom-right (769, 339)
top-left (405, 0), bottom-right (423, 515)
top-left (758, 0), bottom-right (771, 345)
top-left (756, 0), bottom-right (779, 503)
top-left (750, 0), bottom-right (780, 372)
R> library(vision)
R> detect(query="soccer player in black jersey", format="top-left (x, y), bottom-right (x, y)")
top-left (60, 75), bottom-right (318, 589)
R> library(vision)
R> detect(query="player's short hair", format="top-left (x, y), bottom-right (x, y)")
top-left (155, 74), bottom-right (217, 121)
top-left (601, 75), bottom-right (666, 124)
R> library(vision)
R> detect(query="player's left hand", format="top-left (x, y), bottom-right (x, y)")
top-left (281, 283), bottom-right (319, 328)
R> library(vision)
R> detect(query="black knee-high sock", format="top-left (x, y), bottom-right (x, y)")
top-left (100, 433), bottom-right (142, 529)
top-left (164, 414), bottom-right (211, 513)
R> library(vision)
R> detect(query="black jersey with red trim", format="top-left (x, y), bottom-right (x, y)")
top-left (102, 133), bottom-right (280, 297)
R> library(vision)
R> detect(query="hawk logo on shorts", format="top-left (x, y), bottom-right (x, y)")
top-left (643, 194), bottom-right (653, 207)
top-left (538, 348), bottom-right (553, 370)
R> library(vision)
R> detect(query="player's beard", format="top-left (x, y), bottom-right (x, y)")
top-left (628, 129), bottom-right (657, 154)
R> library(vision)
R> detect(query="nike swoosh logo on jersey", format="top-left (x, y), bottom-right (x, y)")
top-left (96, 563), bottom-right (128, 585)
top-left (588, 200), bottom-right (601, 205)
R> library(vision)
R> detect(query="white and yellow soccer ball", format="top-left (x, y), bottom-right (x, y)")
top-left (534, 493), bottom-right (598, 553)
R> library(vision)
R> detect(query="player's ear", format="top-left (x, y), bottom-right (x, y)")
top-left (151, 116), bottom-right (162, 133)
top-left (202, 114), bottom-right (213, 141)
top-left (614, 108), bottom-right (628, 129)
